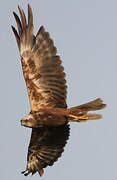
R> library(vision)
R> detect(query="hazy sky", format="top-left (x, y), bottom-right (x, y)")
top-left (1, 0), bottom-right (117, 179)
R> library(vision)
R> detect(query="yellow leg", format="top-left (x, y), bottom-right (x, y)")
top-left (68, 114), bottom-right (88, 122)
top-left (68, 113), bottom-right (102, 122)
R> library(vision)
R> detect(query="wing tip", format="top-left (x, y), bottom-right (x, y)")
top-left (37, 168), bottom-right (44, 176)
top-left (28, 3), bottom-right (33, 26)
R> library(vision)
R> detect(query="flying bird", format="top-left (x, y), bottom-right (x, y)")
top-left (12, 4), bottom-right (106, 176)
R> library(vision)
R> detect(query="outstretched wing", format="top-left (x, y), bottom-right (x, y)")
top-left (12, 5), bottom-right (67, 111)
top-left (22, 124), bottom-right (70, 176)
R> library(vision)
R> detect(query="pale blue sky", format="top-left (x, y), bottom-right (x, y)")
top-left (1, 0), bottom-right (117, 179)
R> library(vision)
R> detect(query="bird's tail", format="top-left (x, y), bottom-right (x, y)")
top-left (67, 98), bottom-right (106, 122)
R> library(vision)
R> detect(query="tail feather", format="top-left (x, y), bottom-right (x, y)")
top-left (85, 113), bottom-right (102, 120)
top-left (70, 98), bottom-right (106, 111)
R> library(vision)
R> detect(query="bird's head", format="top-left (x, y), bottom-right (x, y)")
top-left (20, 113), bottom-right (35, 128)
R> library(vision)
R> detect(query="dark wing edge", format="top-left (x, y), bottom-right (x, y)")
top-left (22, 124), bottom-right (70, 176)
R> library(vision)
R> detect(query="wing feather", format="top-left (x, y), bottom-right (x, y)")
top-left (26, 124), bottom-right (70, 175)
top-left (18, 5), bottom-right (27, 29)
top-left (12, 5), bottom-right (67, 110)
top-left (13, 12), bottom-right (23, 36)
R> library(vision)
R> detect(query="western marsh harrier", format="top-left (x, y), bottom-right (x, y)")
top-left (12, 4), bottom-right (106, 176)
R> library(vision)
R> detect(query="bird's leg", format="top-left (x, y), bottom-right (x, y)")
top-left (68, 114), bottom-right (88, 122)
top-left (68, 113), bottom-right (102, 122)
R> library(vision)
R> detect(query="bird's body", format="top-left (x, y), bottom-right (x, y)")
top-left (12, 4), bottom-right (106, 176)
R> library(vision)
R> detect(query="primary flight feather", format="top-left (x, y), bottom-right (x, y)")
top-left (12, 4), bottom-right (106, 176)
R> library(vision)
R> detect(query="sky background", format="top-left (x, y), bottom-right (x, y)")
top-left (0, 0), bottom-right (117, 179)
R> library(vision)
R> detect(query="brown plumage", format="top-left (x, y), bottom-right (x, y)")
top-left (12, 4), bottom-right (106, 176)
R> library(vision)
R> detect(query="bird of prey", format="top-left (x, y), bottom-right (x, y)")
top-left (12, 4), bottom-right (106, 176)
